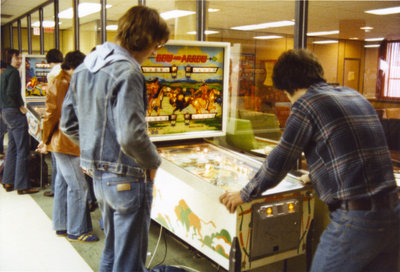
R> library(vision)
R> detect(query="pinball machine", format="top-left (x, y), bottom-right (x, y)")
top-left (20, 55), bottom-right (50, 188)
top-left (20, 54), bottom-right (50, 142)
top-left (143, 41), bottom-right (315, 271)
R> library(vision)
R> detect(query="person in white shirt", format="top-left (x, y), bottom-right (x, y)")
top-left (46, 49), bottom-right (63, 85)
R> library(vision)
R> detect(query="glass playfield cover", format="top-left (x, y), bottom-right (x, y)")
top-left (158, 142), bottom-right (260, 191)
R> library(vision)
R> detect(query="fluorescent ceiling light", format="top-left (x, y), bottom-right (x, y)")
top-left (231, 20), bottom-right (294, 31)
top-left (349, 37), bottom-right (359, 40)
top-left (160, 10), bottom-right (195, 20)
top-left (307, 30), bottom-right (339, 36)
top-left (364, 44), bottom-right (380, 48)
top-left (58, 3), bottom-right (111, 19)
top-left (32, 21), bottom-right (57, 27)
top-left (106, 25), bottom-right (118, 31)
top-left (253, 35), bottom-right (283, 40)
top-left (208, 8), bottom-right (219, 12)
top-left (365, 6), bottom-right (400, 15)
top-left (365, 37), bottom-right (384, 42)
top-left (313, 40), bottom-right (338, 44)
top-left (360, 26), bottom-right (374, 30)
top-left (187, 30), bottom-right (219, 35)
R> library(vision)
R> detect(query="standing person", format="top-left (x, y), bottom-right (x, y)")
top-left (46, 49), bottom-right (63, 85)
top-left (44, 48), bottom-right (64, 197)
top-left (220, 49), bottom-right (399, 271)
top-left (0, 49), bottom-right (39, 194)
top-left (0, 60), bottom-right (8, 158)
top-left (36, 51), bottom-right (98, 242)
top-left (60, 6), bottom-right (169, 271)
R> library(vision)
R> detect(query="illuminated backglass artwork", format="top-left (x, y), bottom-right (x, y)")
top-left (22, 55), bottom-right (51, 101)
top-left (142, 41), bottom-right (230, 141)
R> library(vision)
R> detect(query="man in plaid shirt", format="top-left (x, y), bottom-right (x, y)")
top-left (220, 49), bottom-right (399, 271)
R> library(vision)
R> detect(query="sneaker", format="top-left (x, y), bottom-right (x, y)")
top-left (67, 233), bottom-right (99, 242)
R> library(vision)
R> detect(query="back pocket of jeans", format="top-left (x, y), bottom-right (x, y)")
top-left (106, 181), bottom-right (142, 214)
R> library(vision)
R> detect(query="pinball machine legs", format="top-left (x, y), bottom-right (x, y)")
top-left (229, 237), bottom-right (242, 272)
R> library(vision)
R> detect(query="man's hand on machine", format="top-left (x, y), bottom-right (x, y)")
top-left (219, 191), bottom-right (244, 213)
top-left (19, 106), bottom-right (28, 115)
top-left (299, 174), bottom-right (311, 185)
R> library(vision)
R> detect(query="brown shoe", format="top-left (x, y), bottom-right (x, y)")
top-left (2, 184), bottom-right (14, 192)
top-left (17, 188), bottom-right (40, 195)
top-left (43, 191), bottom-right (54, 197)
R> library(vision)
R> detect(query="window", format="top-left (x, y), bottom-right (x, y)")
top-left (383, 41), bottom-right (400, 98)
top-left (377, 41), bottom-right (400, 99)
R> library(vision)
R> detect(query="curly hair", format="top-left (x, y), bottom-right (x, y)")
top-left (272, 49), bottom-right (326, 95)
top-left (116, 6), bottom-right (170, 52)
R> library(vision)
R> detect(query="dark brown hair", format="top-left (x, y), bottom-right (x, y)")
top-left (46, 49), bottom-right (63, 63)
top-left (61, 50), bottom-right (86, 70)
top-left (116, 6), bottom-right (170, 52)
top-left (2, 48), bottom-right (20, 65)
top-left (272, 49), bottom-right (326, 95)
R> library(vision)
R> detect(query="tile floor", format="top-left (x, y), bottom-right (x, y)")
top-left (0, 183), bottom-right (226, 272)
top-left (0, 185), bottom-right (93, 271)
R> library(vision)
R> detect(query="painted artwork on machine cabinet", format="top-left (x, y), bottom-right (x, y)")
top-left (22, 55), bottom-right (51, 101)
top-left (141, 41), bottom-right (230, 141)
top-left (151, 166), bottom-right (237, 269)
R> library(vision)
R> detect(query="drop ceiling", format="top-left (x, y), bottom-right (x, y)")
top-left (1, 0), bottom-right (400, 41)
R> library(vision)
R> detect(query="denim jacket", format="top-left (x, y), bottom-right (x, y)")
top-left (60, 42), bottom-right (161, 177)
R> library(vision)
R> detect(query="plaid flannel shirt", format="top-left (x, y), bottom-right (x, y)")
top-left (240, 82), bottom-right (396, 204)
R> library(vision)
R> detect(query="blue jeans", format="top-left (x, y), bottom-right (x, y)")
top-left (93, 171), bottom-right (153, 272)
top-left (52, 152), bottom-right (92, 235)
top-left (2, 108), bottom-right (30, 190)
top-left (0, 109), bottom-right (7, 154)
top-left (311, 201), bottom-right (400, 272)
top-left (49, 152), bottom-right (57, 192)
